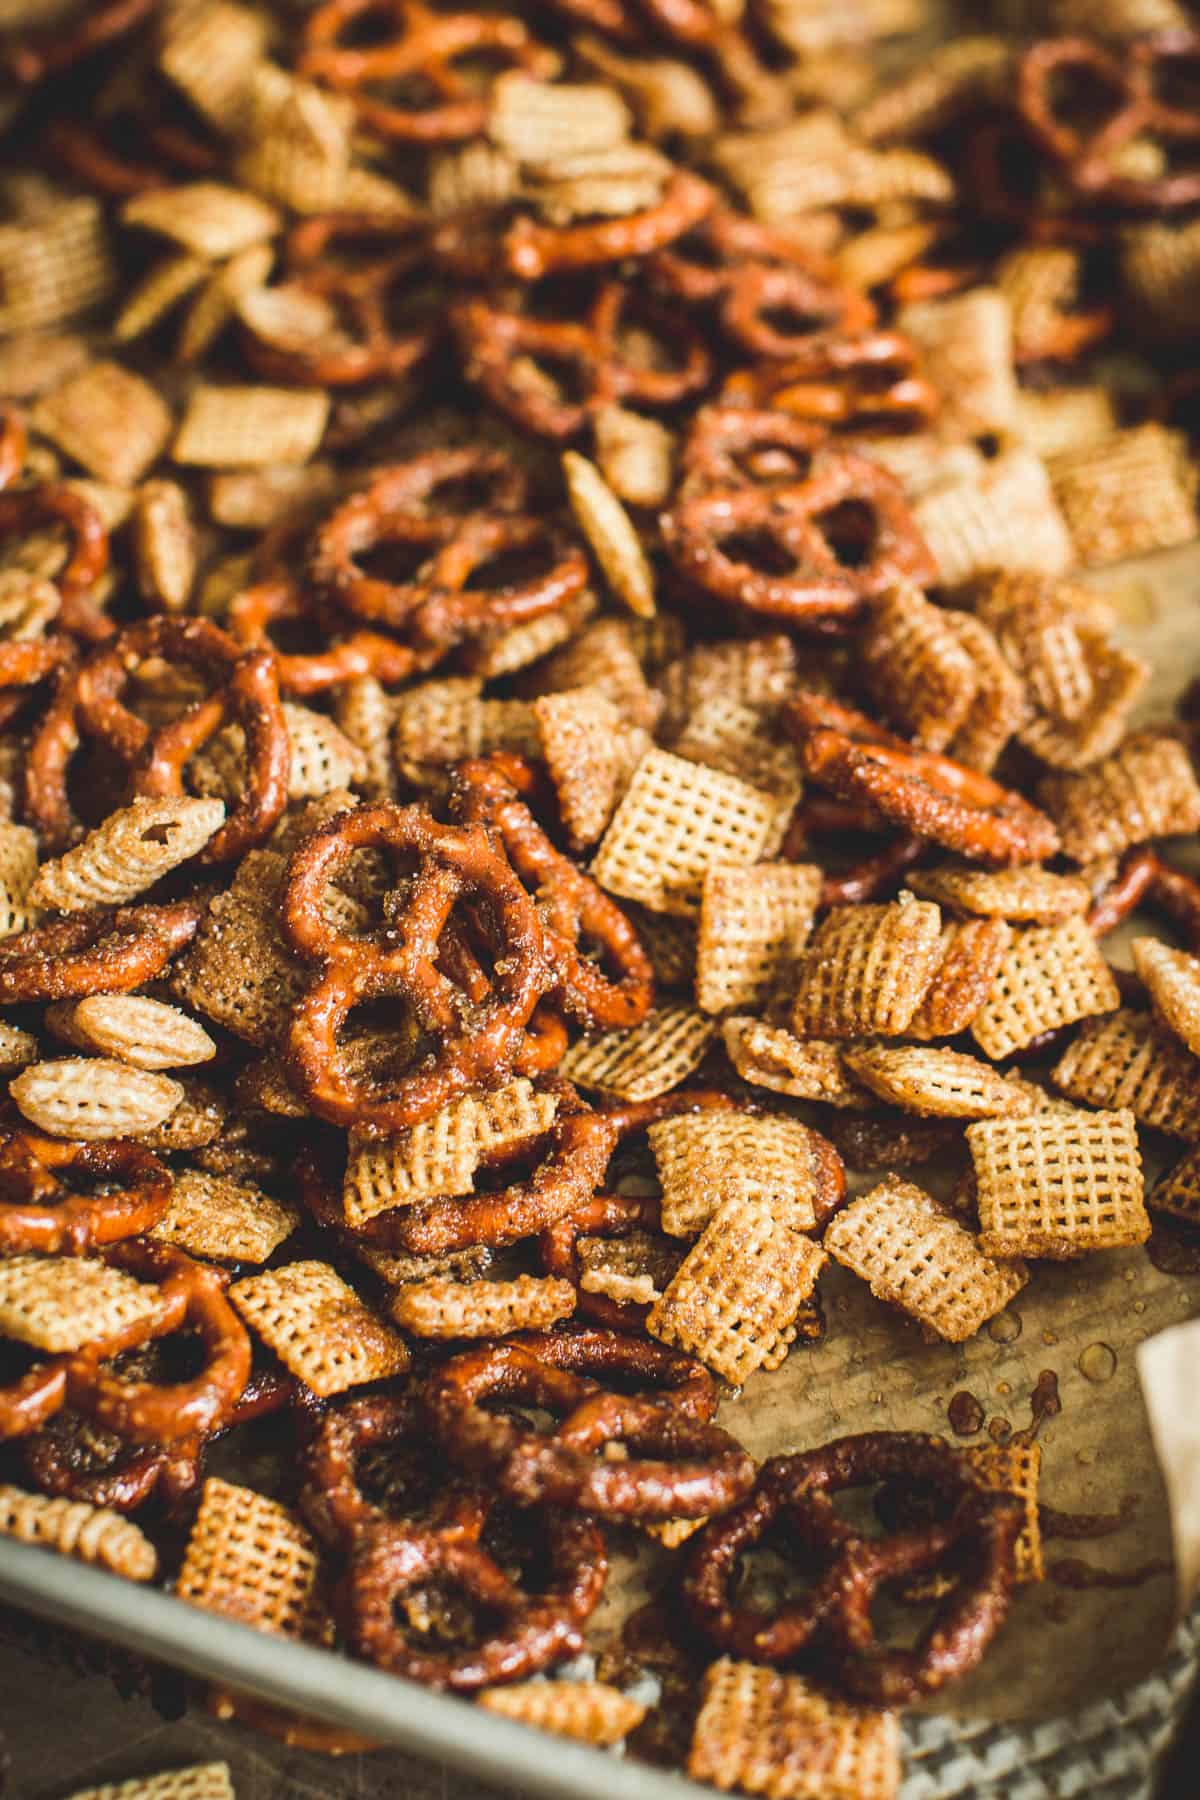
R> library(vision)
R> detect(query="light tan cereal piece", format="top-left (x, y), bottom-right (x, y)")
top-left (712, 112), bottom-right (950, 221)
top-left (207, 460), bottom-right (337, 531)
top-left (974, 570), bottom-right (1097, 724)
top-left (0, 331), bottom-right (88, 403)
top-left (63, 1765), bottom-right (234, 1800)
top-left (842, 1045), bottom-right (1032, 1120)
top-left (1013, 386), bottom-right (1118, 460)
top-left (647, 1196), bottom-right (826, 1384)
top-left (230, 1261), bottom-right (409, 1396)
top-left (124, 182), bottom-right (280, 258)
top-left (10, 1058), bottom-right (183, 1141)
top-left (851, 435), bottom-right (985, 502)
top-left (593, 403), bottom-right (675, 508)
top-left (0, 1021), bottom-right (37, 1075)
top-left (1019, 635), bottom-right (1149, 772)
top-left (134, 480), bottom-right (196, 613)
top-left (697, 863), bottom-right (820, 1015)
top-left (0, 1255), bottom-right (164, 1353)
top-left (47, 995), bottom-right (216, 1070)
top-left (283, 704), bottom-right (366, 798)
top-left (962, 1442), bottom-right (1043, 1584)
top-left (334, 677), bottom-right (396, 799)
top-left (394, 677), bottom-right (537, 769)
top-left (559, 1008), bottom-right (715, 1100)
top-left (721, 1016), bottom-right (863, 1106)
top-left (968, 1107), bottom-right (1147, 1258)
top-left (523, 141), bottom-right (671, 224)
top-left (176, 1477), bottom-right (325, 1640)
top-left (577, 1228), bottom-right (681, 1303)
top-left (1051, 1009), bottom-right (1200, 1141)
top-left (563, 451), bottom-right (655, 618)
top-left (138, 1077), bottom-right (228, 1153)
top-left (0, 197), bottom-right (115, 334)
top-left (1048, 425), bottom-right (1198, 567)
top-left (996, 244), bottom-right (1104, 366)
top-left (906, 918), bottom-right (1013, 1040)
top-left (178, 242), bottom-right (276, 364)
top-left (392, 1274), bottom-right (576, 1338)
top-left (533, 686), bottom-right (632, 850)
top-left (688, 1659), bottom-right (901, 1800)
top-left (151, 1170), bottom-right (299, 1264)
top-left (1132, 936), bottom-right (1200, 1055)
top-left (471, 1076), bottom-right (561, 1156)
top-left (28, 796), bottom-right (225, 914)
top-left (913, 450), bottom-right (1073, 588)
top-left (649, 1110), bottom-right (837, 1236)
top-left (969, 919), bottom-right (1119, 1061)
top-left (172, 851), bottom-right (308, 1047)
top-left (856, 33), bottom-right (1010, 139)
top-left (0, 822), bottom-right (37, 938)
top-left (159, 0), bottom-right (268, 131)
top-left (533, 617), bottom-right (661, 731)
top-left (825, 1176), bottom-right (1028, 1341)
top-left (0, 1484), bottom-right (156, 1581)
top-left (466, 590), bottom-right (597, 681)
top-left (908, 862), bottom-right (1091, 923)
top-left (33, 361), bottom-right (173, 488)
top-left (672, 698), bottom-right (803, 809)
top-left (899, 287), bottom-right (1017, 439)
top-left (489, 72), bottom-right (632, 162)
top-left (626, 904), bottom-right (696, 991)
top-left (591, 748), bottom-right (779, 916)
top-left (236, 66), bottom-right (355, 214)
top-left (1040, 734), bottom-right (1200, 863)
top-left (1150, 1150), bottom-right (1200, 1222)
top-left (428, 140), bottom-right (518, 216)
top-left (479, 1681), bottom-right (646, 1745)
top-left (658, 635), bottom-right (795, 742)
top-left (572, 37), bottom-right (720, 141)
top-left (174, 385), bottom-right (329, 469)
top-left (114, 254), bottom-right (209, 343)
top-left (791, 899), bottom-right (943, 1040)
top-left (233, 1054), bottom-right (308, 1119)
top-left (860, 587), bottom-right (978, 752)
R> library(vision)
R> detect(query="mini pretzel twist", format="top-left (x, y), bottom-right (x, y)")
top-left (0, 1128), bottom-right (171, 1256)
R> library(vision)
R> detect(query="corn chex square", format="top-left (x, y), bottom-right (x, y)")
top-left (721, 1016), bottom-right (863, 1106)
top-left (480, 1681), bottom-right (646, 1745)
top-left (150, 1170), bottom-right (299, 1264)
top-left (824, 1177), bottom-right (1027, 1342)
top-left (672, 697), bottom-right (804, 807)
top-left (173, 851), bottom-right (308, 1047)
top-left (1151, 1150), bottom-right (1200, 1223)
top-left (1131, 937), bottom-right (1200, 1056)
top-left (697, 863), bottom-right (821, 1015)
top-left (908, 863), bottom-right (1092, 924)
top-left (966, 1107), bottom-right (1147, 1258)
top-left (969, 918), bottom-right (1119, 1061)
top-left (591, 748), bottom-right (779, 916)
top-left (859, 584), bottom-right (978, 752)
top-left (659, 635), bottom-right (796, 741)
top-left (33, 361), bottom-right (173, 488)
top-left (1040, 733), bottom-right (1200, 863)
top-left (648, 1111), bottom-right (834, 1236)
top-left (391, 1274), bottom-right (575, 1338)
top-left (173, 384), bottom-right (329, 468)
top-left (791, 898), bottom-right (943, 1039)
top-left (176, 1477), bottom-right (325, 1641)
top-left (647, 1196), bottom-right (826, 1385)
top-left (1051, 1009), bottom-right (1200, 1141)
top-left (906, 919), bottom-right (1013, 1039)
top-left (0, 1255), bottom-right (164, 1353)
top-left (687, 1660), bottom-right (901, 1800)
top-left (559, 1007), bottom-right (715, 1100)
top-left (841, 1045), bottom-right (1032, 1120)
top-left (962, 1441), bottom-right (1044, 1584)
top-left (230, 1261), bottom-right (409, 1396)
top-left (64, 1766), bottom-right (234, 1800)
top-left (532, 686), bottom-right (633, 850)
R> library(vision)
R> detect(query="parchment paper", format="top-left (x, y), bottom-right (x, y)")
top-left (589, 539), bottom-right (1200, 1726)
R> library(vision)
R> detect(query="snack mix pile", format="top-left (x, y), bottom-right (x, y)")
top-left (0, 0), bottom-right (1198, 1794)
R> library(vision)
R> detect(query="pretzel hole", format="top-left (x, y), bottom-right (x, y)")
top-left (1148, 54), bottom-right (1200, 114)
top-left (1044, 62), bottom-right (1129, 135)
top-left (392, 1576), bottom-right (496, 1645)
top-left (758, 302), bottom-right (840, 341)
top-left (330, 4), bottom-right (405, 50)
top-left (66, 745), bottom-right (133, 835)
top-left (358, 538), bottom-right (439, 586)
top-left (717, 531), bottom-right (801, 578)
top-left (812, 500), bottom-right (879, 571)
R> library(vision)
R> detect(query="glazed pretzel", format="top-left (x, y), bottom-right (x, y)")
top-left (454, 279), bottom-right (711, 440)
top-left (1018, 33), bottom-right (1200, 211)
top-left (787, 691), bottom-right (1061, 866)
top-left (228, 575), bottom-right (424, 695)
top-left (723, 330), bottom-right (940, 433)
top-left (0, 484), bottom-right (113, 643)
top-left (678, 407), bottom-right (828, 493)
top-left (0, 898), bottom-right (205, 1004)
top-left (3, 0), bottom-right (158, 85)
top-left (539, 1189), bottom-right (663, 1333)
top-left (683, 1432), bottom-right (1021, 1705)
top-left (505, 170), bottom-right (715, 280)
top-left (280, 802), bottom-right (551, 1133)
top-left (784, 794), bottom-right (926, 908)
top-left (238, 257), bottom-right (436, 389)
top-left (0, 1129), bottom-right (171, 1257)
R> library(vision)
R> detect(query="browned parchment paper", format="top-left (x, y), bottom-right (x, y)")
top-left (586, 539), bottom-right (1200, 1726)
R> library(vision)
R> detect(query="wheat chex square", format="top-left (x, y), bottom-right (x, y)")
top-left (176, 1476), bottom-right (326, 1641)
top-left (649, 1111), bottom-right (835, 1236)
top-left (0, 1256), bottom-right (164, 1353)
top-left (721, 1016), bottom-right (863, 1106)
top-left (230, 1261), bottom-right (409, 1395)
top-left (1039, 732), bottom-right (1200, 862)
top-left (1052, 1009), bottom-right (1200, 1141)
top-left (967, 1107), bottom-right (1147, 1258)
top-left (697, 863), bottom-right (821, 1015)
top-left (559, 1007), bottom-right (715, 1100)
top-left (150, 1170), bottom-right (298, 1264)
top-left (1131, 936), bottom-right (1200, 1056)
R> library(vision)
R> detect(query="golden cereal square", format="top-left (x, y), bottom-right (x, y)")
top-left (479, 1681), bottom-right (646, 1745)
top-left (391, 1274), bottom-right (575, 1338)
top-left (697, 863), bottom-right (821, 1015)
top-left (176, 1477), bottom-right (324, 1640)
top-left (1051, 1009), bottom-right (1200, 1141)
top-left (591, 748), bottom-right (779, 916)
top-left (150, 1170), bottom-right (299, 1264)
top-left (64, 1767), bottom-right (234, 1800)
top-left (1040, 733), bottom-right (1200, 863)
top-left (908, 863), bottom-right (1092, 924)
top-left (1131, 937), bottom-right (1200, 1056)
top-left (969, 918), bottom-right (1119, 1061)
top-left (967, 1107), bottom-right (1147, 1258)
top-left (648, 1111), bottom-right (833, 1236)
top-left (659, 636), bottom-right (796, 741)
top-left (1151, 1150), bottom-right (1200, 1223)
top-left (791, 899), bottom-right (943, 1039)
top-left (0, 1256), bottom-right (163, 1353)
top-left (824, 1177), bottom-right (1027, 1342)
top-left (647, 1196), bottom-right (826, 1385)
top-left (123, 182), bottom-right (280, 258)
top-left (905, 919), bottom-right (1013, 1040)
top-left (841, 1045), bottom-right (1032, 1120)
top-left (559, 1008), bottom-right (715, 1101)
top-left (33, 361), bottom-right (172, 487)
top-left (860, 584), bottom-right (978, 751)
top-left (230, 1261), bottom-right (409, 1396)
top-left (688, 1660), bottom-right (901, 1800)
top-left (1048, 423), bottom-right (1198, 567)
top-left (672, 698), bottom-right (804, 806)
top-left (173, 385), bottom-right (329, 468)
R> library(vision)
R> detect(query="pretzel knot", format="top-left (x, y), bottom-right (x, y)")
top-left (426, 1326), bottom-right (754, 1520)
top-left (723, 329), bottom-right (940, 432)
top-left (453, 279), bottom-right (711, 440)
top-left (787, 691), bottom-right (1061, 866)
top-left (228, 575), bottom-right (422, 695)
top-left (661, 450), bottom-right (934, 634)
top-left (505, 170), bottom-right (716, 280)
top-left (0, 484), bottom-right (112, 642)
top-left (65, 1241), bottom-right (252, 1449)
top-left (0, 898), bottom-right (205, 1004)
top-left (238, 259), bottom-right (437, 390)
top-left (678, 407), bottom-right (829, 493)
top-left (0, 1129), bottom-right (170, 1256)
top-left (280, 802), bottom-right (552, 1134)
top-left (1018, 33), bottom-right (1200, 211)
top-left (683, 1431), bottom-right (1022, 1705)
top-left (31, 616), bottom-right (290, 857)
top-left (300, 0), bottom-right (556, 142)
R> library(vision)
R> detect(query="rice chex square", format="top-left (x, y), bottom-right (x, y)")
top-left (230, 1260), bottom-right (409, 1395)
top-left (698, 863), bottom-right (821, 1015)
top-left (969, 918), bottom-right (1119, 1060)
top-left (791, 899), bottom-right (943, 1039)
top-left (175, 1476), bottom-right (325, 1640)
top-left (649, 1111), bottom-right (833, 1236)
top-left (1052, 1009), bottom-right (1200, 1141)
top-left (967, 1107), bottom-right (1147, 1258)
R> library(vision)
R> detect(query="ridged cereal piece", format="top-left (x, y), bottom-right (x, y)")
top-left (969, 919), bottom-right (1119, 1061)
top-left (28, 797), bottom-right (225, 914)
top-left (658, 636), bottom-right (795, 742)
top-left (173, 384), bottom-right (329, 468)
top-left (0, 822), bottom-right (38, 938)
top-left (672, 699), bottom-right (804, 810)
top-left (151, 1170), bottom-right (299, 1265)
top-left (534, 617), bottom-right (662, 732)
top-left (841, 1045), bottom-right (1033, 1119)
top-left (64, 1765), bottom-right (233, 1800)
top-left (1041, 734), bottom-right (1200, 862)
top-left (47, 995), bottom-right (216, 1070)
top-left (391, 1274), bottom-right (576, 1338)
top-left (1048, 425), bottom-right (1198, 568)
top-left (0, 1021), bottom-right (37, 1074)
top-left (1131, 936), bottom-right (1200, 1055)
top-left (235, 66), bottom-right (356, 214)
top-left (0, 1484), bottom-right (156, 1581)
top-left (133, 479), bottom-right (196, 613)
top-left (33, 360), bottom-right (173, 487)
top-left (159, 0), bottom-right (269, 132)
top-left (0, 1255), bottom-right (164, 1353)
top-left (697, 864), bottom-right (821, 1016)
top-left (859, 586), bottom-right (978, 752)
top-left (0, 196), bottom-right (115, 335)
top-left (962, 1442), bottom-right (1044, 1584)
top-left (10, 1058), bottom-right (183, 1140)
top-left (113, 254), bottom-right (208, 344)
top-left (649, 1111), bottom-right (838, 1236)
top-left (479, 1680), bottom-right (646, 1744)
top-left (647, 1196), bottom-right (826, 1385)
top-left (230, 1261), bottom-right (409, 1396)
top-left (907, 862), bottom-right (1091, 923)
top-left (1150, 1150), bottom-right (1200, 1223)
top-left (123, 183), bottom-right (280, 258)
top-left (898, 287), bottom-right (1018, 439)
top-left (825, 1176), bottom-right (1028, 1340)
top-left (913, 450), bottom-right (1073, 587)
top-left (563, 450), bottom-right (655, 618)
top-left (176, 1477), bottom-right (326, 1640)
top-left (534, 686), bottom-right (640, 851)
top-left (791, 899), bottom-right (943, 1040)
top-left (559, 1007), bottom-right (715, 1100)
top-left (967, 1107), bottom-right (1147, 1258)
top-left (1052, 1009), bottom-right (1200, 1141)
top-left (593, 403), bottom-right (675, 507)
top-left (173, 851), bottom-right (310, 1047)
top-left (334, 676), bottom-right (396, 798)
